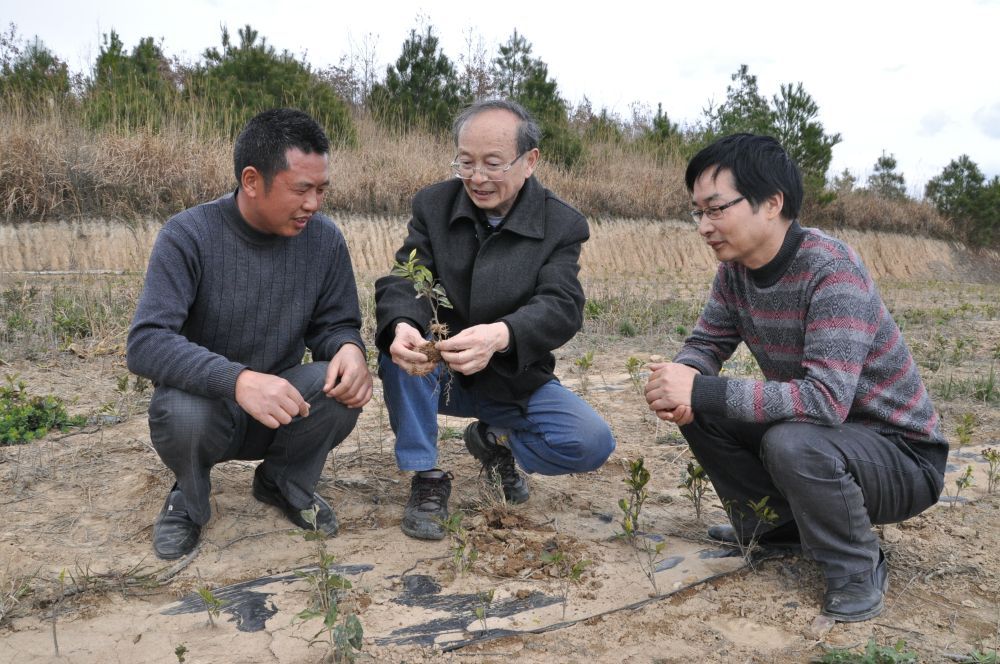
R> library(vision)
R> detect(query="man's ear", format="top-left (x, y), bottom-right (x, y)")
top-left (522, 148), bottom-right (540, 177)
top-left (241, 166), bottom-right (262, 198)
top-left (766, 191), bottom-right (785, 220)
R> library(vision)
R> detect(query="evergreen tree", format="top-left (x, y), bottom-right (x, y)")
top-left (491, 30), bottom-right (581, 168)
top-left (0, 29), bottom-right (70, 107)
top-left (866, 151), bottom-right (907, 200)
top-left (84, 31), bottom-right (178, 130)
top-left (368, 25), bottom-right (464, 133)
top-left (190, 25), bottom-right (355, 143)
top-left (926, 155), bottom-right (999, 247)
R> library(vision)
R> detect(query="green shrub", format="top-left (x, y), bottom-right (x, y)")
top-left (1, 376), bottom-right (86, 445)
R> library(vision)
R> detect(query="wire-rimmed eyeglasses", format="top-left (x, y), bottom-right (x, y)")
top-left (451, 152), bottom-right (526, 181)
top-left (689, 196), bottom-right (746, 223)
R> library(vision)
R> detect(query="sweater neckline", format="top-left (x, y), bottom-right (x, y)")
top-left (747, 220), bottom-right (805, 287)
top-left (219, 190), bottom-right (285, 246)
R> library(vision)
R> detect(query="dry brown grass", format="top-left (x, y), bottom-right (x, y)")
top-left (3, 107), bottom-right (954, 242)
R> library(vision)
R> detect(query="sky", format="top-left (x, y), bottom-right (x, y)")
top-left (5, 0), bottom-right (1000, 195)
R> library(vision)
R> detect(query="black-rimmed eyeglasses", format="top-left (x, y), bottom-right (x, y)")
top-left (689, 196), bottom-right (746, 223)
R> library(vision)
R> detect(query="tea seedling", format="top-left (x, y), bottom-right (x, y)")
top-left (950, 466), bottom-right (974, 511)
top-left (174, 644), bottom-right (188, 663)
top-left (575, 351), bottom-right (594, 395)
top-left (390, 249), bottom-right (452, 372)
top-left (618, 457), bottom-right (666, 593)
top-left (982, 448), bottom-right (999, 494)
top-left (541, 546), bottom-right (589, 619)
top-left (195, 584), bottom-right (226, 628)
top-left (625, 356), bottom-right (643, 395)
top-left (0, 572), bottom-right (33, 627)
top-left (440, 511), bottom-right (478, 575)
top-left (294, 507), bottom-right (364, 663)
top-left (51, 568), bottom-right (66, 656)
top-left (678, 462), bottom-right (710, 522)
top-left (723, 496), bottom-right (779, 569)
top-left (473, 588), bottom-right (494, 633)
top-left (955, 413), bottom-right (976, 450)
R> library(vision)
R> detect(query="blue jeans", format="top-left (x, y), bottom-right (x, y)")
top-left (379, 353), bottom-right (615, 475)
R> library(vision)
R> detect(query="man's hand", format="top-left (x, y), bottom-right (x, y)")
top-left (655, 404), bottom-right (695, 426)
top-left (437, 323), bottom-right (509, 376)
top-left (390, 321), bottom-right (436, 375)
top-left (235, 370), bottom-right (310, 429)
top-left (644, 362), bottom-right (698, 415)
top-left (323, 343), bottom-right (373, 408)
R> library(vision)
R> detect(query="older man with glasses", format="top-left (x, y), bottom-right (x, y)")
top-left (374, 99), bottom-right (615, 541)
top-left (644, 133), bottom-right (948, 623)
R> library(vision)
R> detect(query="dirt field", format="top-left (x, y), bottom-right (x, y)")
top-left (1, 219), bottom-right (999, 663)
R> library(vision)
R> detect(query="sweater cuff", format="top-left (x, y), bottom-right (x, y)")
top-left (208, 362), bottom-right (247, 400)
top-left (691, 374), bottom-right (729, 416)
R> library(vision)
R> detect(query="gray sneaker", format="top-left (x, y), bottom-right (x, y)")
top-left (463, 422), bottom-right (529, 504)
top-left (401, 471), bottom-right (453, 540)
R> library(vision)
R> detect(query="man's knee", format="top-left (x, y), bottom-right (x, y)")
top-left (761, 422), bottom-right (831, 475)
top-left (578, 421), bottom-right (616, 471)
top-left (149, 387), bottom-right (231, 449)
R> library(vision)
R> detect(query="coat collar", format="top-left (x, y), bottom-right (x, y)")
top-left (448, 176), bottom-right (546, 240)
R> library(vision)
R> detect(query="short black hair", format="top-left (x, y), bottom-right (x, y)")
top-left (233, 108), bottom-right (330, 188)
top-left (453, 99), bottom-right (541, 154)
top-left (685, 133), bottom-right (803, 221)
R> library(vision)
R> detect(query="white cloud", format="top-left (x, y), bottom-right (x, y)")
top-left (918, 111), bottom-right (950, 137)
top-left (973, 102), bottom-right (1000, 139)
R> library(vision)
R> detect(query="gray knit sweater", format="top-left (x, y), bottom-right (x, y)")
top-left (127, 192), bottom-right (364, 399)
top-left (677, 222), bottom-right (946, 455)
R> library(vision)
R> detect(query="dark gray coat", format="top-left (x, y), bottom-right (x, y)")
top-left (375, 176), bottom-right (588, 403)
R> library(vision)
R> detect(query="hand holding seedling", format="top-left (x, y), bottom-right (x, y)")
top-left (236, 370), bottom-right (310, 428)
top-left (323, 343), bottom-right (373, 408)
top-left (437, 323), bottom-right (509, 375)
top-left (644, 362), bottom-right (698, 425)
top-left (390, 321), bottom-right (437, 375)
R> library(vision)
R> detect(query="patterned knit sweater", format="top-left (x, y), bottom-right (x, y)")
top-left (127, 191), bottom-right (365, 400)
top-left (677, 221), bottom-right (947, 456)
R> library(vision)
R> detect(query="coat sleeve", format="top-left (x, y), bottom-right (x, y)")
top-left (374, 202), bottom-right (435, 354)
top-left (126, 223), bottom-right (245, 398)
top-left (493, 212), bottom-right (588, 374)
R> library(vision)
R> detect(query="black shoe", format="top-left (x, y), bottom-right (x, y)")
top-left (822, 550), bottom-right (889, 622)
top-left (401, 471), bottom-right (453, 540)
top-left (463, 422), bottom-right (529, 504)
top-left (252, 465), bottom-right (338, 536)
top-left (153, 484), bottom-right (201, 560)
top-left (707, 521), bottom-right (802, 552)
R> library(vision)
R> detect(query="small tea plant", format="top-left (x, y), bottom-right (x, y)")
top-left (955, 412), bottom-right (976, 450)
top-left (678, 462), bottom-right (710, 522)
top-left (575, 351), bottom-right (594, 395)
top-left (618, 457), bottom-right (666, 593)
top-left (982, 448), bottom-right (1000, 494)
top-left (440, 511), bottom-right (478, 575)
top-left (541, 546), bottom-right (589, 619)
top-left (950, 466), bottom-right (974, 511)
top-left (625, 356), bottom-right (643, 395)
top-left (473, 588), bottom-right (494, 634)
top-left (390, 249), bottom-right (453, 374)
top-left (196, 585), bottom-right (226, 628)
top-left (723, 496), bottom-right (779, 569)
top-left (174, 644), bottom-right (188, 663)
top-left (295, 507), bottom-right (364, 663)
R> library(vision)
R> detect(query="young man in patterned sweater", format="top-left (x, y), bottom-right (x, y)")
top-left (644, 133), bottom-right (947, 622)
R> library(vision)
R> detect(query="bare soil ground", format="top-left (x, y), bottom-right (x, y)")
top-left (1, 223), bottom-right (999, 663)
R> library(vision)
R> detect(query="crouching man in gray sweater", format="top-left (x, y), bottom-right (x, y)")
top-left (127, 108), bottom-right (372, 560)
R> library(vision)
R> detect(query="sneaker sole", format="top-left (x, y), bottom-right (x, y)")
top-left (401, 517), bottom-right (447, 541)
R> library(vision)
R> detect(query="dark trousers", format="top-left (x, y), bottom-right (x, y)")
top-left (680, 414), bottom-right (945, 579)
top-left (147, 362), bottom-right (360, 525)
